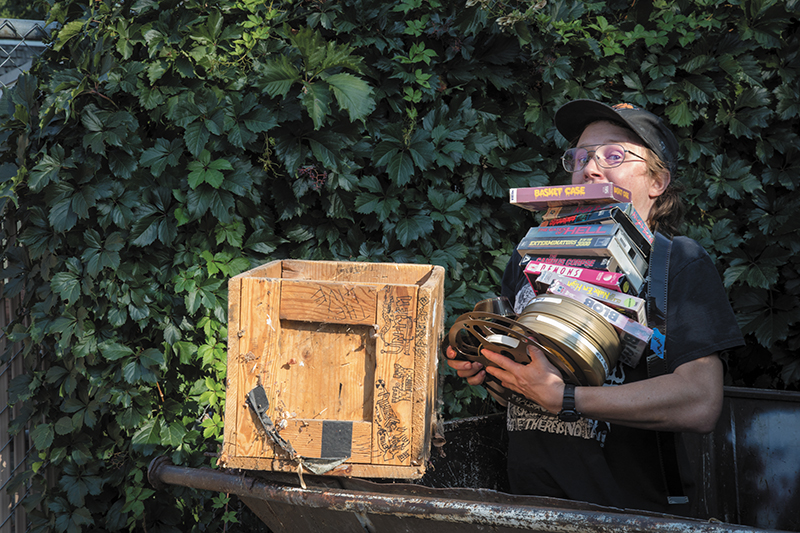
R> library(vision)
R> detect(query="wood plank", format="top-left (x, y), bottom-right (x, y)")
top-left (267, 320), bottom-right (375, 423)
top-left (281, 259), bottom-right (433, 285)
top-left (232, 276), bottom-right (282, 459)
top-left (221, 276), bottom-right (243, 463)
top-left (237, 259), bottom-right (282, 279)
top-left (279, 280), bottom-right (377, 325)
top-left (372, 284), bottom-right (417, 466)
top-left (409, 266), bottom-right (445, 465)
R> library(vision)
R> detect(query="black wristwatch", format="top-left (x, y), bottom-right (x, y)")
top-left (558, 383), bottom-right (581, 422)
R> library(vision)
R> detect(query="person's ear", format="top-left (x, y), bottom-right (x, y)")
top-left (649, 170), bottom-right (670, 198)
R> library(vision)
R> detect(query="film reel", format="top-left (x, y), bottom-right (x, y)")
top-left (448, 310), bottom-right (583, 407)
top-left (449, 312), bottom-right (533, 405)
top-left (517, 294), bottom-right (621, 386)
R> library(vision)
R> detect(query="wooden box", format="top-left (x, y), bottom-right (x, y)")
top-left (220, 260), bottom-right (445, 479)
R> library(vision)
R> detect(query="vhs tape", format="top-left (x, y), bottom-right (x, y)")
top-left (524, 261), bottom-right (632, 295)
top-left (516, 232), bottom-right (647, 294)
top-left (539, 204), bottom-right (653, 257)
top-left (510, 184), bottom-right (632, 211)
top-left (543, 202), bottom-right (636, 220)
top-left (517, 226), bottom-right (647, 275)
top-left (519, 254), bottom-right (620, 273)
top-left (531, 270), bottom-right (647, 324)
top-left (521, 223), bottom-right (620, 238)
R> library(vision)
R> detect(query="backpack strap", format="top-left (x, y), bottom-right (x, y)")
top-left (646, 232), bottom-right (688, 506)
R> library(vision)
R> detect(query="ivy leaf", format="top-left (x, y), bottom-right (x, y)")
top-left (100, 341), bottom-right (134, 361)
top-left (82, 230), bottom-right (123, 277)
top-left (665, 100), bottom-right (694, 127)
top-left (325, 73), bottom-right (375, 122)
top-left (680, 75), bottom-right (716, 104)
top-left (147, 58), bottom-right (169, 84)
top-left (300, 81), bottom-right (332, 130)
top-left (187, 150), bottom-right (232, 189)
top-left (54, 505), bottom-right (94, 532)
top-left (130, 213), bottom-right (160, 246)
top-left (386, 151), bottom-right (414, 186)
top-left (751, 294), bottom-right (800, 347)
top-left (162, 421), bottom-right (188, 447)
top-left (243, 107), bottom-right (278, 133)
top-left (55, 416), bottom-right (75, 435)
top-left (259, 55), bottom-right (301, 97)
top-left (31, 423), bottom-right (54, 450)
top-left (30, 145), bottom-right (73, 192)
top-left (141, 138), bottom-right (184, 177)
top-left (52, 20), bottom-right (85, 52)
top-left (60, 463), bottom-right (103, 507)
top-left (131, 418), bottom-right (163, 450)
top-left (372, 142), bottom-right (399, 167)
top-left (122, 348), bottom-right (164, 383)
top-left (8, 373), bottom-right (33, 403)
top-left (81, 104), bottom-right (104, 132)
top-left (354, 192), bottom-right (381, 215)
top-left (172, 341), bottom-right (198, 365)
top-left (184, 121), bottom-right (210, 158)
top-left (396, 214), bottom-right (433, 246)
top-left (51, 271), bottom-right (81, 305)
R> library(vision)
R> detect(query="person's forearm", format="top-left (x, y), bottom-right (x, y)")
top-left (574, 354), bottom-right (723, 433)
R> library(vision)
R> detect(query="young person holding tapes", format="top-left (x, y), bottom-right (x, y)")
top-left (445, 100), bottom-right (744, 516)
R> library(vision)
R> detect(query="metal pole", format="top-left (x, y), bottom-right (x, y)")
top-left (147, 457), bottom-right (775, 533)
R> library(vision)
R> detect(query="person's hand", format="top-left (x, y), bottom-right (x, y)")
top-left (482, 344), bottom-right (565, 414)
top-left (444, 345), bottom-right (486, 386)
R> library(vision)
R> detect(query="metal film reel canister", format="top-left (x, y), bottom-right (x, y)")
top-left (516, 294), bottom-right (621, 387)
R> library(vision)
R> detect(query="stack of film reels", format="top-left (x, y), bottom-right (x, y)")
top-left (449, 183), bottom-right (655, 407)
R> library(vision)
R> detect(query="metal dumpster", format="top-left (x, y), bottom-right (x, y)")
top-left (148, 386), bottom-right (800, 533)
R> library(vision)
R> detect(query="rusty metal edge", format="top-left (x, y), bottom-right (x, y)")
top-left (722, 385), bottom-right (800, 403)
top-left (147, 456), bottom-right (781, 533)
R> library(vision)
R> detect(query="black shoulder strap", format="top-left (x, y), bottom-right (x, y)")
top-left (646, 232), bottom-right (671, 376)
top-left (646, 232), bottom-right (688, 506)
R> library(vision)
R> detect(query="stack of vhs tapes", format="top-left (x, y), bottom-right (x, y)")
top-left (509, 182), bottom-right (654, 373)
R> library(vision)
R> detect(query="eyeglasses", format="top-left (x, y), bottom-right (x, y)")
top-left (561, 144), bottom-right (646, 173)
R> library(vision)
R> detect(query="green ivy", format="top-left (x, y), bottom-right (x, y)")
top-left (0, 0), bottom-right (798, 531)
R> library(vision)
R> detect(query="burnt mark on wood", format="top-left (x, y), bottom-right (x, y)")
top-left (391, 363), bottom-right (413, 403)
top-left (311, 285), bottom-right (371, 322)
top-left (374, 379), bottom-right (410, 462)
top-left (379, 292), bottom-right (414, 357)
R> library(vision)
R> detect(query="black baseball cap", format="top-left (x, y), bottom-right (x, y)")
top-left (555, 100), bottom-right (679, 175)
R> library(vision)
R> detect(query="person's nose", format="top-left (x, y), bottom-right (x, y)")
top-left (578, 155), bottom-right (606, 183)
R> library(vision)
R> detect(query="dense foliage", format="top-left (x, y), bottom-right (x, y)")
top-left (0, 0), bottom-right (42, 19)
top-left (0, 0), bottom-right (797, 531)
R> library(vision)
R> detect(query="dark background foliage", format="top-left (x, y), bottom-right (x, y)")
top-left (0, 1), bottom-right (42, 19)
top-left (0, 0), bottom-right (798, 531)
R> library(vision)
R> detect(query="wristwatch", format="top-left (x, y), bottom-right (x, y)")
top-left (558, 383), bottom-right (581, 422)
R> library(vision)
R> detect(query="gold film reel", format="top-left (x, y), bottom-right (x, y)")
top-left (517, 294), bottom-right (621, 386)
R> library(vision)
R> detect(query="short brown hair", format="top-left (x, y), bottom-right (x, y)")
top-left (643, 146), bottom-right (684, 236)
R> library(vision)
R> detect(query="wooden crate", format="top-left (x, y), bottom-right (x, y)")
top-left (220, 260), bottom-right (445, 479)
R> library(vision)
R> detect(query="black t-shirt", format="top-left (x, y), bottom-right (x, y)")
top-left (500, 236), bottom-right (745, 514)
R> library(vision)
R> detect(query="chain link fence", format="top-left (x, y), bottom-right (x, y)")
top-left (0, 18), bottom-right (51, 88)
top-left (1, 18), bottom-right (52, 533)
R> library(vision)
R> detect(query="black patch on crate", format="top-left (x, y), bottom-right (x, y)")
top-left (320, 420), bottom-right (353, 459)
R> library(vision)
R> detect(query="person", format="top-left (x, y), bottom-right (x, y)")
top-left (445, 99), bottom-right (745, 515)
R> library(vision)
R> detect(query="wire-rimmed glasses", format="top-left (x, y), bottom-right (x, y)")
top-left (561, 144), bottom-right (646, 173)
